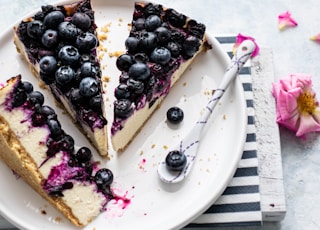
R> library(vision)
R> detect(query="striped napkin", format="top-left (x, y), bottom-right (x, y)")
top-left (186, 36), bottom-right (262, 228)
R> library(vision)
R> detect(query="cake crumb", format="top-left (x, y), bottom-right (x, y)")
top-left (151, 144), bottom-right (156, 149)
top-left (109, 50), bottom-right (125, 58)
top-left (41, 210), bottom-right (47, 215)
top-left (102, 75), bottom-right (110, 82)
top-left (101, 22), bottom-right (112, 33)
top-left (223, 114), bottom-right (227, 120)
top-left (183, 82), bottom-right (187, 86)
top-left (54, 217), bottom-right (62, 223)
top-left (140, 150), bottom-right (144, 155)
top-left (163, 145), bottom-right (168, 150)
top-left (98, 33), bottom-right (108, 41)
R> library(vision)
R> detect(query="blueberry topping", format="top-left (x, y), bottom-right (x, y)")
top-left (150, 47), bottom-right (171, 65)
top-left (89, 95), bottom-right (102, 112)
top-left (116, 54), bottom-right (135, 72)
top-left (154, 26), bottom-right (171, 45)
top-left (72, 12), bottom-right (92, 31)
top-left (95, 168), bottom-right (114, 191)
top-left (69, 88), bottom-right (82, 103)
top-left (128, 62), bottom-right (150, 81)
top-left (76, 147), bottom-right (92, 163)
top-left (167, 106), bottom-right (184, 124)
top-left (139, 32), bottom-right (157, 52)
top-left (115, 84), bottom-right (131, 100)
top-left (75, 32), bottom-right (98, 53)
top-left (79, 77), bottom-right (99, 97)
top-left (43, 11), bottom-right (65, 29)
top-left (55, 66), bottom-right (75, 86)
top-left (21, 81), bottom-right (33, 93)
top-left (58, 21), bottom-right (78, 41)
top-left (114, 99), bottom-right (134, 118)
top-left (127, 79), bottom-right (144, 94)
top-left (47, 119), bottom-right (63, 138)
top-left (166, 42), bottom-right (181, 57)
top-left (133, 18), bottom-right (145, 31)
top-left (80, 62), bottom-right (98, 78)
top-left (145, 15), bottom-right (161, 31)
top-left (165, 9), bottom-right (187, 28)
top-left (41, 29), bottom-right (59, 48)
top-left (125, 37), bottom-right (139, 54)
top-left (165, 150), bottom-right (187, 171)
top-left (12, 89), bottom-right (27, 108)
top-left (58, 45), bottom-right (80, 67)
top-left (39, 56), bottom-right (57, 75)
top-left (182, 36), bottom-right (200, 58)
top-left (27, 20), bottom-right (46, 39)
top-left (28, 91), bottom-right (45, 106)
top-left (40, 72), bottom-right (55, 85)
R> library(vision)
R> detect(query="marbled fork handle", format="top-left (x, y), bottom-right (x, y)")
top-left (157, 40), bottom-right (256, 183)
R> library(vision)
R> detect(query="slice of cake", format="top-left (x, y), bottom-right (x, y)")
top-left (111, 2), bottom-right (208, 151)
top-left (13, 0), bottom-right (108, 156)
top-left (0, 75), bottom-right (114, 227)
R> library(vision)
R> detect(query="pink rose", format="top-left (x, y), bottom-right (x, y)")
top-left (272, 73), bottom-right (320, 137)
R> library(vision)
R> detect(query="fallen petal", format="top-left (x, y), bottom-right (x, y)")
top-left (278, 11), bottom-right (298, 30)
top-left (310, 33), bottom-right (320, 43)
top-left (232, 33), bottom-right (260, 57)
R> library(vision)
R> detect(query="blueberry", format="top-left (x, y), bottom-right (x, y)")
top-left (72, 12), bottom-right (92, 31)
top-left (79, 77), bottom-right (99, 97)
top-left (58, 45), bottom-right (80, 67)
top-left (40, 72), bottom-right (55, 85)
top-left (43, 11), bottom-right (65, 29)
top-left (145, 15), bottom-right (161, 31)
top-left (47, 119), bottom-right (63, 138)
top-left (89, 95), bottom-right (102, 112)
top-left (116, 54), bottom-right (135, 72)
top-left (114, 99), bottom-right (134, 118)
top-left (69, 88), bottom-right (82, 104)
top-left (127, 79), bottom-right (144, 94)
top-left (154, 26), bottom-right (171, 45)
top-left (167, 106), bottom-right (184, 124)
top-left (125, 36), bottom-right (139, 54)
top-left (166, 42), bottom-right (181, 57)
top-left (182, 36), bottom-right (200, 58)
top-left (115, 84), bottom-right (131, 100)
top-left (165, 9), bottom-right (187, 28)
top-left (39, 56), bottom-right (57, 75)
top-left (58, 21), bottom-right (78, 41)
top-left (80, 62), bottom-right (98, 78)
top-left (133, 18), bottom-right (145, 31)
top-left (150, 47), bottom-right (171, 65)
top-left (128, 62), bottom-right (150, 81)
top-left (165, 150), bottom-right (187, 171)
top-left (41, 29), bottom-right (59, 48)
top-left (55, 66), bottom-right (75, 86)
top-left (38, 105), bottom-right (55, 116)
top-left (31, 112), bottom-right (46, 127)
top-left (27, 20), bottom-right (46, 39)
top-left (60, 134), bottom-right (74, 153)
top-left (139, 32), bottom-right (157, 52)
top-left (21, 81), bottom-right (33, 93)
top-left (75, 32), bottom-right (98, 53)
top-left (76, 147), bottom-right (92, 163)
top-left (28, 91), bottom-right (44, 106)
top-left (95, 168), bottom-right (114, 190)
top-left (12, 89), bottom-right (27, 108)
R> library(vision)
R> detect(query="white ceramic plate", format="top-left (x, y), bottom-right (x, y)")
top-left (0, 0), bottom-right (247, 229)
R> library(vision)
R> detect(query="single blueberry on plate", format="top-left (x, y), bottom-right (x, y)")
top-left (165, 150), bottom-right (187, 171)
top-left (150, 47), bottom-right (171, 65)
top-left (95, 168), bottom-right (114, 189)
top-left (79, 77), bottom-right (99, 97)
top-left (43, 11), bottom-right (65, 29)
top-left (167, 106), bottom-right (184, 124)
top-left (128, 62), bottom-right (150, 81)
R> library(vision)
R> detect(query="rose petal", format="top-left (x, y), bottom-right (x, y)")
top-left (296, 114), bottom-right (320, 137)
top-left (310, 33), bottom-right (320, 43)
top-left (278, 11), bottom-right (298, 30)
top-left (232, 33), bottom-right (260, 57)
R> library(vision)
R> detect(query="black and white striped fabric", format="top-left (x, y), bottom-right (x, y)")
top-left (187, 36), bottom-right (262, 228)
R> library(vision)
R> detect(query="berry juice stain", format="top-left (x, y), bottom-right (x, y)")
top-left (138, 158), bottom-right (147, 172)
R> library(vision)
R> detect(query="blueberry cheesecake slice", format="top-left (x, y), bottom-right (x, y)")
top-left (111, 2), bottom-right (208, 151)
top-left (0, 75), bottom-right (114, 227)
top-left (13, 0), bottom-right (108, 156)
